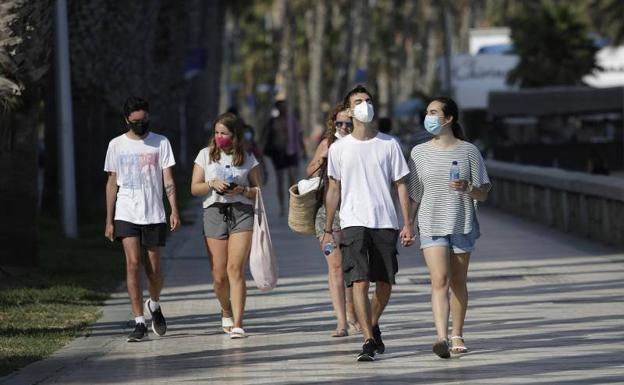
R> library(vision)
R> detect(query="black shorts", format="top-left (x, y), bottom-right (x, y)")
top-left (340, 227), bottom-right (399, 287)
top-left (269, 150), bottom-right (298, 170)
top-left (114, 220), bottom-right (167, 247)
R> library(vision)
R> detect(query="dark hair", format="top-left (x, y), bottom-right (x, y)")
top-left (123, 96), bottom-right (149, 118)
top-left (209, 112), bottom-right (246, 167)
top-left (325, 102), bottom-right (349, 146)
top-left (342, 84), bottom-right (373, 108)
top-left (378, 117), bottom-right (392, 133)
top-left (430, 96), bottom-right (466, 140)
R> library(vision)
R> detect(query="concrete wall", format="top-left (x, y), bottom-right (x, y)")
top-left (486, 160), bottom-right (624, 247)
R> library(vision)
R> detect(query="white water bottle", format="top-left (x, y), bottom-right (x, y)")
top-left (449, 161), bottom-right (460, 195)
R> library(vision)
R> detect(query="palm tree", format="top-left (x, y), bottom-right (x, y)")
top-left (0, 0), bottom-right (54, 268)
top-left (588, 0), bottom-right (624, 45)
top-left (507, 1), bottom-right (600, 87)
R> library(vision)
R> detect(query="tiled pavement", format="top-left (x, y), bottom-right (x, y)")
top-left (3, 167), bottom-right (624, 385)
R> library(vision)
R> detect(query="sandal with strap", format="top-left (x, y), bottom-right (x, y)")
top-left (331, 328), bottom-right (348, 337)
top-left (347, 320), bottom-right (361, 335)
top-left (450, 336), bottom-right (469, 354)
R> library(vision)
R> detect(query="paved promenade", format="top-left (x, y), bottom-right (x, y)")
top-left (2, 168), bottom-right (624, 384)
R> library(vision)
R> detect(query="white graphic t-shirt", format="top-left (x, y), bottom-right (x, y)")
top-left (194, 147), bottom-right (259, 208)
top-left (104, 132), bottom-right (176, 224)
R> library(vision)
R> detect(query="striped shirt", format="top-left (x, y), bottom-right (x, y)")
top-left (408, 140), bottom-right (490, 236)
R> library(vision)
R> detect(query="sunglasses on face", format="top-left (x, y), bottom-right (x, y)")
top-left (335, 121), bottom-right (353, 129)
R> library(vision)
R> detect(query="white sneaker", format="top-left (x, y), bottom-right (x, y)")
top-left (230, 327), bottom-right (245, 339)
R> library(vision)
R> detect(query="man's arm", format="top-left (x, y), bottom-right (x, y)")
top-left (105, 172), bottom-right (118, 241)
top-left (395, 177), bottom-right (415, 246)
top-left (320, 177), bottom-right (341, 248)
top-left (163, 167), bottom-right (181, 231)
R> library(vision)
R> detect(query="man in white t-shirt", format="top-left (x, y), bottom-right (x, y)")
top-left (104, 97), bottom-right (181, 342)
top-left (323, 85), bottom-right (414, 362)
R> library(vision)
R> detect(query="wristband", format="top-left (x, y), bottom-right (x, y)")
top-left (324, 229), bottom-right (333, 234)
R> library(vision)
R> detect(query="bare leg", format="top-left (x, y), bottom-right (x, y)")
top-left (144, 246), bottom-right (163, 302)
top-left (423, 246), bottom-right (451, 341)
top-left (227, 231), bottom-right (253, 328)
top-left (450, 252), bottom-right (471, 350)
top-left (122, 237), bottom-right (143, 317)
top-left (352, 280), bottom-right (373, 341)
top-left (206, 238), bottom-right (231, 317)
top-left (325, 245), bottom-right (347, 332)
top-left (371, 281), bottom-right (392, 326)
top-left (345, 287), bottom-right (360, 332)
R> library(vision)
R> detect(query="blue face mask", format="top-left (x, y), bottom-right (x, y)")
top-left (424, 115), bottom-right (446, 135)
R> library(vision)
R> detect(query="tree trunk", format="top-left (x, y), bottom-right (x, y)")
top-left (329, 0), bottom-right (350, 105)
top-left (422, 1), bottom-right (439, 95)
top-left (307, 0), bottom-right (326, 136)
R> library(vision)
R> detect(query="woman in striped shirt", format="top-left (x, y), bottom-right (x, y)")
top-left (407, 97), bottom-right (491, 358)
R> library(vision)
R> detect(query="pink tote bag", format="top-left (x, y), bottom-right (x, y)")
top-left (249, 190), bottom-right (278, 291)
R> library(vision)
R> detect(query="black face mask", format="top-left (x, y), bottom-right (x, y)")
top-left (128, 121), bottom-right (150, 136)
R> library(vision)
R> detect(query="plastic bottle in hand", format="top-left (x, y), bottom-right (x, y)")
top-left (449, 161), bottom-right (460, 195)
top-left (217, 165), bottom-right (236, 196)
top-left (323, 243), bottom-right (334, 256)
top-left (225, 165), bottom-right (237, 189)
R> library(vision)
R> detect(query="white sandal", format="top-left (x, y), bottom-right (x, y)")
top-left (450, 336), bottom-right (469, 353)
top-left (221, 316), bottom-right (234, 334)
top-left (230, 327), bottom-right (245, 339)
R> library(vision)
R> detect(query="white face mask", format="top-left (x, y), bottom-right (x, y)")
top-left (353, 102), bottom-right (374, 123)
top-left (335, 132), bottom-right (344, 140)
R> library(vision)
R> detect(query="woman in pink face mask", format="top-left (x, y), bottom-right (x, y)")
top-left (191, 112), bottom-right (262, 339)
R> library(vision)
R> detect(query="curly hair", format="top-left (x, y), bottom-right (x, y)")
top-left (324, 102), bottom-right (349, 146)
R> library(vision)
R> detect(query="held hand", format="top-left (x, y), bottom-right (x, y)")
top-left (319, 232), bottom-right (336, 251)
top-left (211, 180), bottom-right (230, 193)
top-left (399, 224), bottom-right (415, 247)
top-left (105, 222), bottom-right (114, 242)
top-left (170, 212), bottom-right (181, 231)
top-left (449, 179), bottom-right (469, 193)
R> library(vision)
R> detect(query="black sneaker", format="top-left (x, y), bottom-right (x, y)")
top-left (145, 299), bottom-right (167, 336)
top-left (372, 325), bottom-right (385, 354)
top-left (127, 323), bottom-right (148, 342)
top-left (433, 339), bottom-right (451, 359)
top-left (356, 338), bottom-right (377, 362)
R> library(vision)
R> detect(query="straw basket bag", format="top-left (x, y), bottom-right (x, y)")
top-left (288, 179), bottom-right (321, 235)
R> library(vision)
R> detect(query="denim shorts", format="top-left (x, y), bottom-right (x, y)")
top-left (419, 215), bottom-right (481, 254)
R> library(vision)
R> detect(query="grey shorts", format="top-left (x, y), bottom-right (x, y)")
top-left (314, 206), bottom-right (340, 238)
top-left (340, 227), bottom-right (399, 287)
top-left (203, 202), bottom-right (254, 239)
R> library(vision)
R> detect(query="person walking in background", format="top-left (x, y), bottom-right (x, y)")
top-left (323, 85), bottom-right (414, 361)
top-left (191, 112), bottom-right (261, 339)
top-left (104, 96), bottom-right (180, 342)
top-left (262, 99), bottom-right (303, 217)
top-left (407, 97), bottom-right (491, 358)
top-left (306, 102), bottom-right (360, 337)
